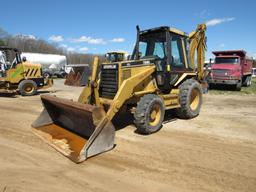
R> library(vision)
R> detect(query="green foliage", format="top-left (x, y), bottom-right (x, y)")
top-left (241, 78), bottom-right (256, 94)
top-left (0, 39), bottom-right (5, 46)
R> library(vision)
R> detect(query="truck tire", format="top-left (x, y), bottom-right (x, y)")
top-left (176, 79), bottom-right (203, 119)
top-left (243, 76), bottom-right (252, 87)
top-left (134, 94), bottom-right (165, 135)
top-left (18, 80), bottom-right (37, 96)
top-left (235, 81), bottom-right (242, 91)
top-left (43, 72), bottom-right (51, 78)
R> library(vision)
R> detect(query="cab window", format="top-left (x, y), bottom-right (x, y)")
top-left (171, 37), bottom-right (185, 68)
top-left (139, 42), bottom-right (147, 57)
top-left (138, 31), bottom-right (166, 59)
top-left (153, 42), bottom-right (165, 59)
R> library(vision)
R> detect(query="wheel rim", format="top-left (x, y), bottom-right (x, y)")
top-left (24, 84), bottom-right (34, 94)
top-left (149, 104), bottom-right (161, 126)
top-left (190, 88), bottom-right (200, 111)
top-left (44, 73), bottom-right (50, 78)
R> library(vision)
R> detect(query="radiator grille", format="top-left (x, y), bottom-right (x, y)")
top-left (212, 69), bottom-right (229, 76)
top-left (99, 66), bottom-right (118, 99)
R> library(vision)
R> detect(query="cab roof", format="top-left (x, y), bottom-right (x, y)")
top-left (213, 50), bottom-right (246, 57)
top-left (140, 26), bottom-right (187, 37)
top-left (107, 51), bottom-right (127, 54)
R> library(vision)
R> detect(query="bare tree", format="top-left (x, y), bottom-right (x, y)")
top-left (0, 27), bottom-right (105, 66)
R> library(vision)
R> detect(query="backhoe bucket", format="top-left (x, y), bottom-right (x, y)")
top-left (31, 95), bottom-right (115, 163)
top-left (64, 66), bottom-right (90, 86)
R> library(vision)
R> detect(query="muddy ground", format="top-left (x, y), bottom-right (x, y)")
top-left (0, 79), bottom-right (256, 192)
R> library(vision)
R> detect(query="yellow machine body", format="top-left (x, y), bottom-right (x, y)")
top-left (0, 47), bottom-right (53, 95)
top-left (4, 63), bottom-right (41, 83)
top-left (32, 24), bottom-right (206, 163)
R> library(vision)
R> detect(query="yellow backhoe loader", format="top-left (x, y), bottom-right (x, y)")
top-left (0, 47), bottom-right (53, 96)
top-left (32, 24), bottom-right (207, 163)
top-left (105, 51), bottom-right (127, 63)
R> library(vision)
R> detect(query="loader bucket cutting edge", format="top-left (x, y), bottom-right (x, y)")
top-left (32, 95), bottom-right (115, 163)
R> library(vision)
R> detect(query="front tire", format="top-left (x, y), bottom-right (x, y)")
top-left (134, 94), bottom-right (165, 135)
top-left (176, 79), bottom-right (203, 119)
top-left (235, 81), bottom-right (242, 91)
top-left (18, 80), bottom-right (37, 96)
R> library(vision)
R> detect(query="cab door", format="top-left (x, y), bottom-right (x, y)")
top-left (169, 34), bottom-right (190, 86)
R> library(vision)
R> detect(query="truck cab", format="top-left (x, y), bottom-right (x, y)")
top-left (209, 50), bottom-right (252, 90)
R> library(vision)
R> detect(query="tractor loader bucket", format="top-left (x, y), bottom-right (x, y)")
top-left (32, 95), bottom-right (115, 163)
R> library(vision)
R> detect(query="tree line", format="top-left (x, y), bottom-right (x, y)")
top-left (0, 27), bottom-right (255, 68)
top-left (0, 27), bottom-right (104, 65)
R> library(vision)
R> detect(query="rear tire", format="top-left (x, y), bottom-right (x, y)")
top-left (134, 94), bottom-right (165, 135)
top-left (243, 76), bottom-right (252, 87)
top-left (18, 80), bottom-right (37, 96)
top-left (176, 79), bottom-right (203, 119)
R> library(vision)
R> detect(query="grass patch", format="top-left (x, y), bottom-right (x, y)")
top-left (209, 78), bottom-right (256, 95)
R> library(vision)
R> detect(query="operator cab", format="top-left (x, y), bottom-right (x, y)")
top-left (131, 26), bottom-right (192, 91)
top-left (0, 47), bottom-right (23, 68)
top-left (105, 51), bottom-right (126, 63)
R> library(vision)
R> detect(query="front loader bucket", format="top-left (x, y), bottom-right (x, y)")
top-left (32, 95), bottom-right (115, 163)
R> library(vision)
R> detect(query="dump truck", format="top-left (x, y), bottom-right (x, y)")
top-left (208, 50), bottom-right (253, 90)
top-left (0, 47), bottom-right (53, 96)
top-left (32, 24), bottom-right (207, 163)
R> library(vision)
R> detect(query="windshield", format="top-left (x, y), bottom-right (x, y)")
top-left (215, 57), bottom-right (239, 64)
top-left (138, 31), bottom-right (166, 59)
top-left (107, 53), bottom-right (124, 62)
top-left (116, 53), bottom-right (124, 61)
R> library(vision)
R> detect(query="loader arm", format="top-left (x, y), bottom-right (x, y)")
top-left (106, 65), bottom-right (156, 120)
top-left (189, 24), bottom-right (207, 81)
top-left (78, 57), bottom-right (100, 105)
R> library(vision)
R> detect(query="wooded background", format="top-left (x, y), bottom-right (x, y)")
top-left (0, 27), bottom-right (104, 65)
top-left (0, 27), bottom-right (255, 67)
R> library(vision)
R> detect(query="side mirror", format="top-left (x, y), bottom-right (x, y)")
top-left (22, 56), bottom-right (27, 62)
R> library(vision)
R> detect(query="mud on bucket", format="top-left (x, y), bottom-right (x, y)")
top-left (32, 95), bottom-right (115, 163)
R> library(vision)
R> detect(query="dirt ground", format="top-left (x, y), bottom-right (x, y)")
top-left (0, 79), bottom-right (256, 192)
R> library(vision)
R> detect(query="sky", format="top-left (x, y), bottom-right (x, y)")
top-left (1, 0), bottom-right (256, 59)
